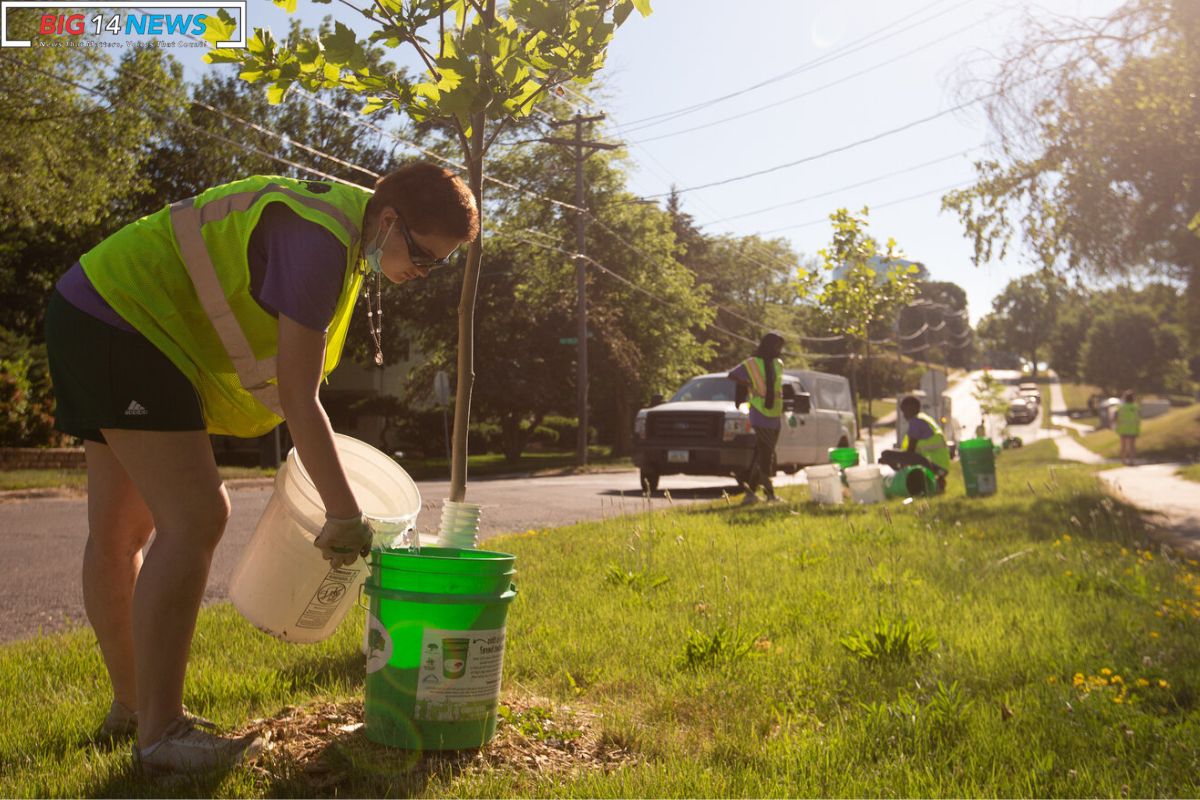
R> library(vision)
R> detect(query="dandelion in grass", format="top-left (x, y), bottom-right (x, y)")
top-left (1159, 679), bottom-right (1170, 688)
top-left (1150, 631), bottom-right (1160, 639)
top-left (1101, 668), bottom-right (1113, 676)
top-left (1137, 678), bottom-right (1150, 687)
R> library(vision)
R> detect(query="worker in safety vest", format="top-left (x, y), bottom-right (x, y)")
top-left (44, 164), bottom-right (478, 775)
top-left (1116, 389), bottom-right (1141, 465)
top-left (879, 395), bottom-right (952, 492)
top-left (727, 332), bottom-right (786, 505)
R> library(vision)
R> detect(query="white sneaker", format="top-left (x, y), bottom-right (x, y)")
top-left (99, 700), bottom-right (137, 739)
top-left (135, 714), bottom-right (264, 776)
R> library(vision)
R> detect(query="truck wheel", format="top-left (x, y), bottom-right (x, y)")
top-left (783, 464), bottom-right (799, 475)
top-left (639, 470), bottom-right (659, 493)
top-left (837, 435), bottom-right (850, 448)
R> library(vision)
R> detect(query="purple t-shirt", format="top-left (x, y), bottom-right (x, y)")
top-left (905, 416), bottom-right (934, 445)
top-left (728, 362), bottom-right (781, 430)
top-left (56, 202), bottom-right (349, 334)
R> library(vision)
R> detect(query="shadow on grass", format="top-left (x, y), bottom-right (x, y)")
top-left (280, 647), bottom-right (366, 696)
top-left (84, 760), bottom-right (232, 799)
top-left (601, 485), bottom-right (739, 500)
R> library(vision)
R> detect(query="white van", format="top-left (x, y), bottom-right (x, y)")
top-left (631, 370), bottom-right (857, 491)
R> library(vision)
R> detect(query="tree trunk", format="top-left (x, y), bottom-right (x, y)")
top-left (449, 120), bottom-right (485, 502)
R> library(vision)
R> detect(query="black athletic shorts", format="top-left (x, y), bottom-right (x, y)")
top-left (45, 290), bottom-right (205, 443)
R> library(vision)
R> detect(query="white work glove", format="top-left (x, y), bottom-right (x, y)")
top-left (314, 513), bottom-right (373, 569)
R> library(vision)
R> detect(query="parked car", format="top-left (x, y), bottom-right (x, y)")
top-left (1006, 397), bottom-right (1038, 425)
top-left (1018, 381), bottom-right (1041, 405)
top-left (631, 370), bottom-right (857, 492)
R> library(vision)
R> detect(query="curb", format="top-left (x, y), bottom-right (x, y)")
top-left (0, 476), bottom-right (276, 502)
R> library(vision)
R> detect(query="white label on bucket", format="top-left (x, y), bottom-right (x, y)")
top-left (413, 626), bottom-right (506, 722)
top-left (364, 613), bottom-right (393, 674)
top-left (295, 565), bottom-right (362, 630)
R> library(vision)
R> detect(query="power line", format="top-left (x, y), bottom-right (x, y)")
top-left (642, 96), bottom-right (990, 200)
top-left (695, 146), bottom-right (984, 227)
top-left (756, 179), bottom-right (976, 235)
top-left (0, 53), bottom-right (368, 188)
top-left (629, 10), bottom-right (999, 146)
top-left (615, 0), bottom-right (966, 132)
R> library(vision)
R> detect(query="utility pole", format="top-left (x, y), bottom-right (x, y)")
top-left (543, 113), bottom-right (619, 465)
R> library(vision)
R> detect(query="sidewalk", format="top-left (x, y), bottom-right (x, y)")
top-left (1047, 374), bottom-right (1095, 435)
top-left (1053, 431), bottom-right (1200, 556)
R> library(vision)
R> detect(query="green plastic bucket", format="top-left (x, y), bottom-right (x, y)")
top-left (363, 546), bottom-right (517, 751)
top-left (828, 447), bottom-right (859, 471)
top-left (959, 437), bottom-right (998, 497)
top-left (884, 466), bottom-right (937, 498)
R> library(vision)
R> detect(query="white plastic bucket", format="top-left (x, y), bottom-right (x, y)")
top-left (805, 464), bottom-right (843, 505)
top-left (230, 434), bottom-right (421, 643)
top-left (845, 464), bottom-right (885, 505)
top-left (437, 499), bottom-right (482, 549)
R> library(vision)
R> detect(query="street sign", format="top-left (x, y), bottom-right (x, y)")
top-left (433, 370), bottom-right (450, 406)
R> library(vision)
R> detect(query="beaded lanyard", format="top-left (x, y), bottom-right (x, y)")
top-left (364, 271), bottom-right (384, 366)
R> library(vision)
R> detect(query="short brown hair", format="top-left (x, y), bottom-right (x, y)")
top-left (366, 162), bottom-right (479, 241)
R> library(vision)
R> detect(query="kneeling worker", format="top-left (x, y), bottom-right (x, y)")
top-left (879, 396), bottom-right (952, 492)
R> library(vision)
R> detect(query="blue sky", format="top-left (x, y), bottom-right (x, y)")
top-left (178, 0), bottom-right (1125, 322)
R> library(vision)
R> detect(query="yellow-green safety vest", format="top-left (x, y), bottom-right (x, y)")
top-left (742, 356), bottom-right (783, 418)
top-left (901, 411), bottom-right (951, 472)
top-left (81, 175), bottom-right (371, 438)
top-left (1115, 402), bottom-right (1140, 436)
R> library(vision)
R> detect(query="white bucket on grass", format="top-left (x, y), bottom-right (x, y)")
top-left (229, 434), bottom-right (421, 643)
top-left (845, 464), bottom-right (885, 505)
top-left (805, 464), bottom-right (844, 506)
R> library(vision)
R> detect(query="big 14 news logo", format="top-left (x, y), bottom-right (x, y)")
top-left (38, 11), bottom-right (208, 36)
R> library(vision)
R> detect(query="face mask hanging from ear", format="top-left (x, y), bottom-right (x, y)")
top-left (362, 217), bottom-right (396, 275)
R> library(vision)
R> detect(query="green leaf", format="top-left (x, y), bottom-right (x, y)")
top-left (203, 47), bottom-right (242, 64)
top-left (360, 97), bottom-right (387, 114)
top-left (271, 0), bottom-right (297, 12)
top-left (200, 8), bottom-right (238, 46)
top-left (322, 20), bottom-right (363, 67)
top-left (631, 0), bottom-right (653, 17)
top-left (266, 82), bottom-right (290, 105)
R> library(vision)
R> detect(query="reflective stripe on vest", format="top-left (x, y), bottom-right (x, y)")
top-left (81, 176), bottom-right (370, 437)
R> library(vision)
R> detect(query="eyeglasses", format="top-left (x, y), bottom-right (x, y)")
top-left (396, 216), bottom-right (456, 270)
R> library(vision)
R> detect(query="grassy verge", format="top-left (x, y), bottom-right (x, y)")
top-left (1177, 464), bottom-right (1200, 483)
top-left (858, 398), bottom-right (897, 427)
top-left (0, 466), bottom-right (277, 492)
top-left (4, 440), bottom-right (1200, 797)
top-left (1080, 403), bottom-right (1200, 462)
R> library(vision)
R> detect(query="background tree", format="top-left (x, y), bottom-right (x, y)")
top-left (943, 0), bottom-right (1200, 355)
top-left (216, 0), bottom-right (652, 500)
top-left (796, 207), bottom-right (919, 456)
top-left (1080, 304), bottom-right (1189, 394)
top-left (976, 272), bottom-right (1062, 375)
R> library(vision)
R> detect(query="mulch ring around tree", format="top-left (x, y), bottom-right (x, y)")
top-left (233, 694), bottom-right (638, 790)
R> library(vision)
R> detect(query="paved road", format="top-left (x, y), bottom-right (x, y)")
top-left (0, 469), bottom-right (807, 643)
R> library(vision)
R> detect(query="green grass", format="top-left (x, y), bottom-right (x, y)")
top-left (1059, 383), bottom-right (1100, 413)
top-left (858, 398), bottom-right (897, 427)
top-left (1176, 464), bottom-right (1200, 483)
top-left (0, 467), bottom-right (277, 492)
top-left (4, 440), bottom-right (1200, 797)
top-left (1080, 403), bottom-right (1200, 462)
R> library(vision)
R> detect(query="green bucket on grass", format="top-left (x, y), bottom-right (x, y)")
top-left (884, 466), bottom-right (938, 498)
top-left (828, 447), bottom-right (859, 471)
top-left (363, 546), bottom-right (517, 751)
top-left (959, 437), bottom-right (998, 497)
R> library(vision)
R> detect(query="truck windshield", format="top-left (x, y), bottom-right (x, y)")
top-left (671, 377), bottom-right (736, 403)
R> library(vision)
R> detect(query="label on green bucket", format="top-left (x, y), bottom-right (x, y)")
top-left (414, 626), bottom-right (506, 722)
top-left (365, 614), bottom-right (393, 674)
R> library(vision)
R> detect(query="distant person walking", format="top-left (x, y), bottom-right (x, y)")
top-left (1117, 390), bottom-right (1141, 465)
top-left (727, 332), bottom-right (785, 505)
